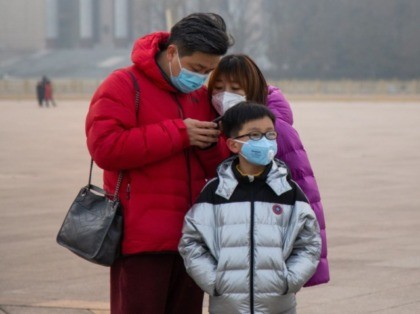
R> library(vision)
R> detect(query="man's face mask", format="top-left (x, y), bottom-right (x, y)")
top-left (212, 91), bottom-right (246, 116)
top-left (169, 52), bottom-right (208, 93)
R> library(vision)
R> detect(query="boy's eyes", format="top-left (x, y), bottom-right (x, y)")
top-left (235, 131), bottom-right (278, 141)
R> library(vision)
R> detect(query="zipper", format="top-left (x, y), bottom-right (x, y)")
top-left (184, 150), bottom-right (193, 207)
top-left (125, 172), bottom-right (131, 200)
top-left (173, 94), bottom-right (193, 207)
top-left (249, 188), bottom-right (255, 314)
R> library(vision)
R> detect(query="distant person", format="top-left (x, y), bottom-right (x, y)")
top-left (179, 101), bottom-right (322, 313)
top-left (36, 79), bottom-right (44, 107)
top-left (207, 54), bottom-right (329, 286)
top-left (85, 13), bottom-right (233, 313)
top-left (43, 76), bottom-right (56, 107)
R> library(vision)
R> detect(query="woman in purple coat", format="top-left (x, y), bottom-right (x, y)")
top-left (207, 54), bottom-right (329, 287)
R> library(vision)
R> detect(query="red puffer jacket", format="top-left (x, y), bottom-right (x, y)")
top-left (86, 32), bottom-right (229, 255)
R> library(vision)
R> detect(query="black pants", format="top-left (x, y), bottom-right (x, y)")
top-left (111, 253), bottom-right (204, 314)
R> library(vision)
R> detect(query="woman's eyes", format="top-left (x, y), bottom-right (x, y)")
top-left (212, 83), bottom-right (242, 92)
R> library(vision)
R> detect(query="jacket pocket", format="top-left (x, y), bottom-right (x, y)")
top-left (214, 269), bottom-right (222, 296)
top-left (281, 262), bottom-right (289, 295)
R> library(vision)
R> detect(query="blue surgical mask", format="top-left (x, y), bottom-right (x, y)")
top-left (235, 137), bottom-right (278, 166)
top-left (169, 53), bottom-right (208, 93)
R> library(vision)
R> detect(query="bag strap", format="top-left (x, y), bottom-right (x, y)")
top-left (88, 70), bottom-right (141, 201)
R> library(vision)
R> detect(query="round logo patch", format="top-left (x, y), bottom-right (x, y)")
top-left (272, 204), bottom-right (283, 215)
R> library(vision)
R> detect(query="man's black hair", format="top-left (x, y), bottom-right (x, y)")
top-left (166, 13), bottom-right (234, 56)
top-left (222, 101), bottom-right (276, 138)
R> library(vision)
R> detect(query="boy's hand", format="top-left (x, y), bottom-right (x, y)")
top-left (183, 118), bottom-right (220, 149)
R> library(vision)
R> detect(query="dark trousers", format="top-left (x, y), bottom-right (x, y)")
top-left (111, 253), bottom-right (204, 314)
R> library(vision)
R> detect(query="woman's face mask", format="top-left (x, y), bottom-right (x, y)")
top-left (212, 91), bottom-right (246, 116)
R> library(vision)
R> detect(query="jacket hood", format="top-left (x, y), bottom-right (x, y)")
top-left (215, 156), bottom-right (292, 199)
top-left (131, 31), bottom-right (177, 92)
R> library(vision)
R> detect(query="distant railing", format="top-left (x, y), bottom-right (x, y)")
top-left (271, 80), bottom-right (420, 96)
top-left (0, 79), bottom-right (419, 99)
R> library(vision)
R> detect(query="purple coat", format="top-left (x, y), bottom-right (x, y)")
top-left (267, 85), bottom-right (330, 286)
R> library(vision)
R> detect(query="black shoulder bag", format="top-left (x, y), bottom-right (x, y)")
top-left (56, 71), bottom-right (140, 266)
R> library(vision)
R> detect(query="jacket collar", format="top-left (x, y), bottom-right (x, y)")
top-left (215, 156), bottom-right (292, 199)
top-left (131, 32), bottom-right (177, 92)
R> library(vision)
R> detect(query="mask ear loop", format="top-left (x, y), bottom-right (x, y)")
top-left (169, 61), bottom-right (174, 77)
top-left (176, 51), bottom-right (183, 69)
top-left (169, 49), bottom-right (182, 77)
top-left (233, 139), bottom-right (249, 161)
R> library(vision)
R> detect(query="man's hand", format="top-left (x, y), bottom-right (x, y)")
top-left (183, 118), bottom-right (221, 149)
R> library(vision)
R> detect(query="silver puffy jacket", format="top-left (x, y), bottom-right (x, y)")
top-left (179, 157), bottom-right (321, 314)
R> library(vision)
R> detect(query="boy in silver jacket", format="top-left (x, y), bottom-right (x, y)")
top-left (179, 101), bottom-right (321, 314)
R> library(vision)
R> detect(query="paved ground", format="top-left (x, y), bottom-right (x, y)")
top-left (0, 98), bottom-right (419, 313)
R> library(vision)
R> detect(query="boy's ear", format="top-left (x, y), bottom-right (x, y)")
top-left (226, 138), bottom-right (241, 154)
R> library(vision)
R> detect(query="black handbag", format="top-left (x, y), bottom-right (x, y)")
top-left (56, 165), bottom-right (124, 266)
top-left (56, 70), bottom-right (140, 266)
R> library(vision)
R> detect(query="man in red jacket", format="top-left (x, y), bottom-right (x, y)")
top-left (86, 13), bottom-right (234, 314)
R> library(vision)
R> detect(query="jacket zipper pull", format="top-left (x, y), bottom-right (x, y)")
top-left (126, 183), bottom-right (131, 200)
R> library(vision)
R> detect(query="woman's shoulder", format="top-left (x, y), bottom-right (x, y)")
top-left (267, 85), bottom-right (294, 125)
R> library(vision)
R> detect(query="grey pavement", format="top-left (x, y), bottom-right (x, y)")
top-left (1, 98), bottom-right (420, 313)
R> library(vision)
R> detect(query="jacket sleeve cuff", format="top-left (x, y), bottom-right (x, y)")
top-left (173, 119), bottom-right (190, 147)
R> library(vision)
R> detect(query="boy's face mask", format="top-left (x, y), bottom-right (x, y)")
top-left (212, 91), bottom-right (246, 116)
top-left (235, 137), bottom-right (278, 166)
top-left (169, 52), bottom-right (208, 93)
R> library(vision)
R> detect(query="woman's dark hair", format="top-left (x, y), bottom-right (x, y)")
top-left (222, 101), bottom-right (275, 138)
top-left (166, 13), bottom-right (234, 56)
top-left (208, 54), bottom-right (268, 105)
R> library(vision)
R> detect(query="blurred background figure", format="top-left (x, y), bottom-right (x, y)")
top-left (35, 78), bottom-right (45, 107)
top-left (42, 76), bottom-right (56, 107)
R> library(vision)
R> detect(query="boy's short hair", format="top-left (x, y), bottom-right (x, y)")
top-left (222, 101), bottom-right (276, 138)
top-left (166, 13), bottom-right (234, 56)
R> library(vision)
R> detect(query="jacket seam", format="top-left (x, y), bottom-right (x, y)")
top-left (249, 193), bottom-right (255, 314)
